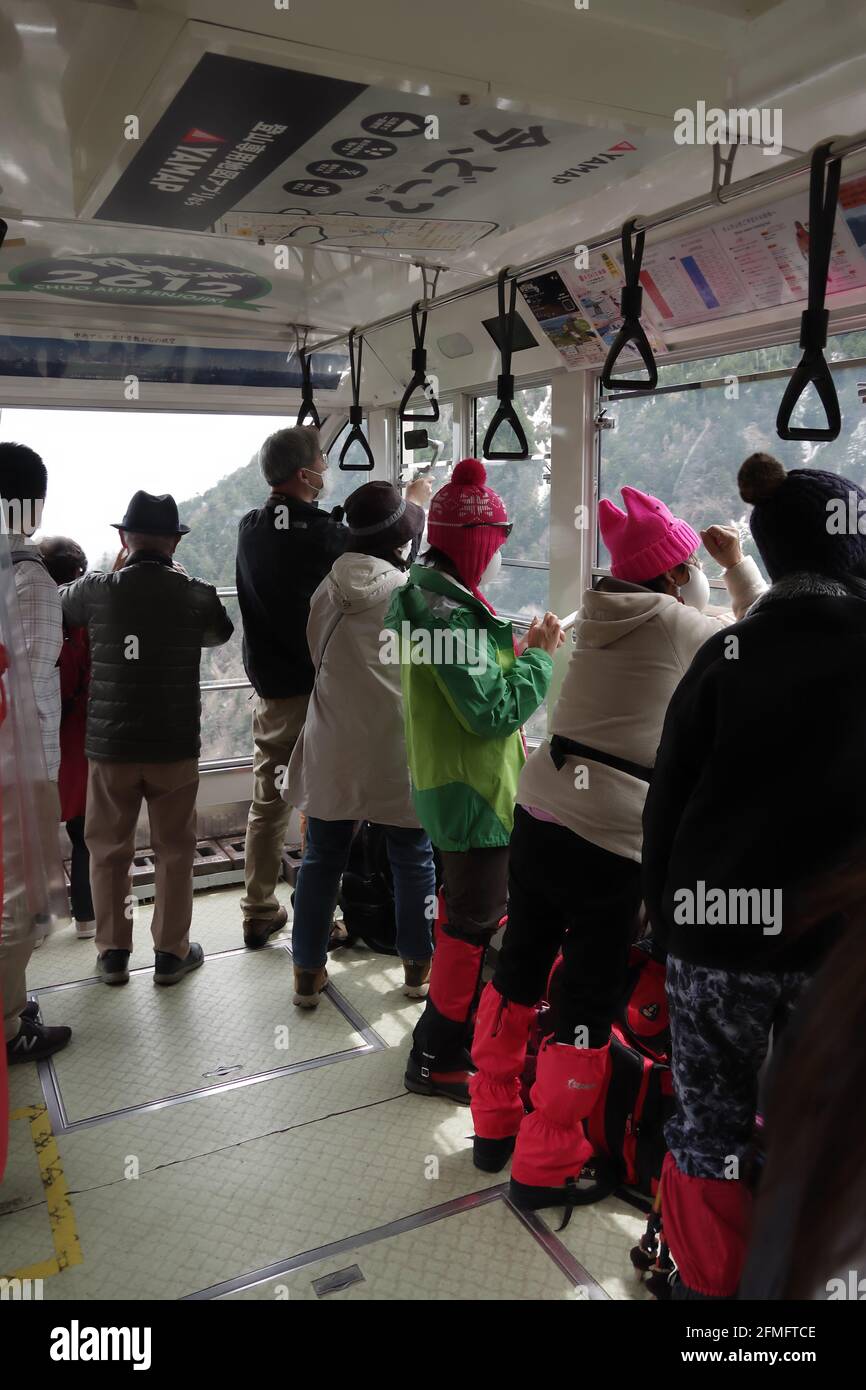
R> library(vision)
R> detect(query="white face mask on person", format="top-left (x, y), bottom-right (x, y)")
top-left (396, 540), bottom-right (413, 562)
top-left (679, 563), bottom-right (711, 612)
top-left (478, 549), bottom-right (502, 588)
top-left (301, 467), bottom-right (325, 494)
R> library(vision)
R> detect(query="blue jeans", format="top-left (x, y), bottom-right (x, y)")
top-left (291, 818), bottom-right (435, 970)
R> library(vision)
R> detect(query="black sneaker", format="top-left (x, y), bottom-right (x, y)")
top-left (154, 942), bottom-right (204, 986)
top-left (7, 1016), bottom-right (71, 1065)
top-left (97, 949), bottom-right (131, 985)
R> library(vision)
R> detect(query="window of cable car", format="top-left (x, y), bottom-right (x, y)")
top-left (597, 329), bottom-right (866, 582)
top-left (0, 406), bottom-right (304, 765)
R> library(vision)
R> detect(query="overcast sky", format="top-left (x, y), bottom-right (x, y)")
top-left (0, 408), bottom-right (291, 569)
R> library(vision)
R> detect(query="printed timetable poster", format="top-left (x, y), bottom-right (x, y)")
top-left (518, 257), bottom-right (666, 371)
top-left (715, 182), bottom-right (866, 311)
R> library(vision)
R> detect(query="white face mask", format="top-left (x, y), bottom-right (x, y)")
top-left (302, 467), bottom-right (325, 494)
top-left (679, 563), bottom-right (711, 612)
top-left (479, 549), bottom-right (502, 588)
top-left (396, 540), bottom-right (413, 562)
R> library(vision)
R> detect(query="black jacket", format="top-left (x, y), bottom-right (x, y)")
top-left (61, 553), bottom-right (233, 763)
top-left (642, 586), bottom-right (866, 972)
top-left (235, 495), bottom-right (347, 698)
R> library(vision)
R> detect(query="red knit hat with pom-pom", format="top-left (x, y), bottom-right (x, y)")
top-left (427, 458), bottom-right (510, 591)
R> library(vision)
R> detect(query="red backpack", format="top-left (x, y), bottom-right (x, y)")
top-left (521, 939), bottom-right (673, 1201)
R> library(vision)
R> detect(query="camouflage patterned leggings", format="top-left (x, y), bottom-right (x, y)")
top-left (664, 955), bottom-right (808, 1181)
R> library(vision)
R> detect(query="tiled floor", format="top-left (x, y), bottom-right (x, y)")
top-left (1, 885), bottom-right (651, 1300)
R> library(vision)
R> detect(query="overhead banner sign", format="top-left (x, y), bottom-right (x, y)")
top-left (96, 54), bottom-right (366, 232)
top-left (93, 49), bottom-right (666, 248)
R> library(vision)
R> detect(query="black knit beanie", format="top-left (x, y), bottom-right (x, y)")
top-left (738, 453), bottom-right (866, 582)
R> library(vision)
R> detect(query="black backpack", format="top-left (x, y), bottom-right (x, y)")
top-left (338, 823), bottom-right (399, 955)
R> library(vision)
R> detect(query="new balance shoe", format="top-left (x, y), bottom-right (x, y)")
top-left (6, 1016), bottom-right (71, 1065)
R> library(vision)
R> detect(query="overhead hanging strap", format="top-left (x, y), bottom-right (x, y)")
top-left (600, 218), bottom-right (658, 392)
top-left (482, 270), bottom-right (529, 461)
top-left (398, 301), bottom-right (440, 422)
top-left (294, 328), bottom-right (321, 429)
top-left (339, 329), bottom-right (375, 471)
top-left (776, 142), bottom-right (842, 442)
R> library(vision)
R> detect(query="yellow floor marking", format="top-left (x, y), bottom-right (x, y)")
top-left (3, 1106), bottom-right (82, 1280)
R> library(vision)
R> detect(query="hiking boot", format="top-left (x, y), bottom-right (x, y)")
top-left (509, 1159), bottom-right (618, 1227)
top-left (404, 1051), bottom-right (470, 1105)
top-left (75, 920), bottom-right (96, 940)
top-left (97, 949), bottom-right (131, 985)
top-left (402, 959), bottom-right (432, 999)
top-left (154, 942), bottom-right (204, 986)
top-left (243, 905), bottom-right (288, 950)
top-left (7, 1016), bottom-right (71, 1065)
top-left (328, 920), bottom-right (349, 951)
top-left (473, 1135), bottom-right (516, 1173)
top-left (293, 965), bottom-right (328, 1008)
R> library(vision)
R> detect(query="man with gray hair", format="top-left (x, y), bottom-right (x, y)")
top-left (236, 425), bottom-right (347, 946)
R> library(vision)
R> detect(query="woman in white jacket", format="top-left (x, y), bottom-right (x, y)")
top-left (285, 482), bottom-right (434, 1007)
top-left (468, 484), bottom-right (767, 1217)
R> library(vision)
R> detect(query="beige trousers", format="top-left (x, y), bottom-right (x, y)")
top-left (242, 694), bottom-right (308, 920)
top-left (85, 758), bottom-right (199, 957)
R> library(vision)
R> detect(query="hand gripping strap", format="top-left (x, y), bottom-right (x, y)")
top-left (339, 330), bottom-right (375, 471)
top-left (399, 301), bottom-right (440, 422)
top-left (482, 271), bottom-right (530, 460)
top-left (600, 218), bottom-right (658, 392)
top-left (776, 143), bottom-right (842, 442)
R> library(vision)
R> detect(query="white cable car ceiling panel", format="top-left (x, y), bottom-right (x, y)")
top-left (2, 0), bottom-right (866, 369)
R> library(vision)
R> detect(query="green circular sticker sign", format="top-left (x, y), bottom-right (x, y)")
top-left (7, 254), bottom-right (271, 310)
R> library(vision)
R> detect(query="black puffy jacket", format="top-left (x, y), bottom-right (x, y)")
top-left (61, 552), bottom-right (233, 763)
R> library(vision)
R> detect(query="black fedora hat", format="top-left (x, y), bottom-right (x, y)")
top-left (112, 491), bottom-right (190, 536)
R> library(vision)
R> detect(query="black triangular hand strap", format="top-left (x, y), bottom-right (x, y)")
top-left (296, 343), bottom-right (321, 428)
top-left (399, 301), bottom-right (440, 422)
top-left (777, 143), bottom-right (842, 442)
top-left (339, 329), bottom-right (375, 471)
top-left (600, 218), bottom-right (658, 392)
top-left (482, 270), bottom-right (529, 460)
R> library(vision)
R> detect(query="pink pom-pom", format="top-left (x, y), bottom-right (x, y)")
top-left (451, 457), bottom-right (487, 487)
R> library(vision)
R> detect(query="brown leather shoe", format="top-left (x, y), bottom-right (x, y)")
top-left (328, 919), bottom-right (349, 951)
top-left (402, 959), bottom-right (432, 998)
top-left (243, 906), bottom-right (288, 950)
top-left (293, 965), bottom-right (328, 1008)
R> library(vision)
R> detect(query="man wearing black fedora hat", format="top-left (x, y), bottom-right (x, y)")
top-left (61, 491), bottom-right (233, 986)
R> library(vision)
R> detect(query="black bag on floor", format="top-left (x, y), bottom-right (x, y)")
top-left (338, 822), bottom-right (399, 955)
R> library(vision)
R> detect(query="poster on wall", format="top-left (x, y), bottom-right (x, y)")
top-left (518, 256), bottom-right (666, 371)
top-left (716, 181), bottom-right (866, 311)
top-left (636, 228), bottom-right (755, 328)
top-left (91, 46), bottom-right (669, 247)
